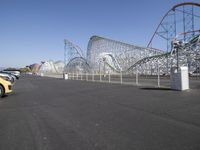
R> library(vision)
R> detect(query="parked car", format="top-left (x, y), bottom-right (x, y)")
top-left (0, 72), bottom-right (15, 84)
top-left (0, 77), bottom-right (12, 97)
top-left (2, 70), bottom-right (20, 79)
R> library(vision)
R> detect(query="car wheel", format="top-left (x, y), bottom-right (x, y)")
top-left (0, 85), bottom-right (5, 97)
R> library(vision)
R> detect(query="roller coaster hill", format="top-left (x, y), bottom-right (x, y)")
top-left (63, 2), bottom-right (200, 76)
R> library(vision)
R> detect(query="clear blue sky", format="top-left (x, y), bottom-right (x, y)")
top-left (0, 0), bottom-right (199, 68)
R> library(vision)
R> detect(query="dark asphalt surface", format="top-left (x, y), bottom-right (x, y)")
top-left (0, 75), bottom-right (200, 150)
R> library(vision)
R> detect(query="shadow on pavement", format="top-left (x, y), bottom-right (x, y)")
top-left (140, 87), bottom-right (173, 91)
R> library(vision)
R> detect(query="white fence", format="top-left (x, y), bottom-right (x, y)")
top-left (39, 70), bottom-right (200, 89)
top-left (66, 71), bottom-right (171, 88)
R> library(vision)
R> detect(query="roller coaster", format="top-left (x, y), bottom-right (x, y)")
top-left (64, 2), bottom-right (200, 75)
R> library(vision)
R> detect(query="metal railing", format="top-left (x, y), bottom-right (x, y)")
top-left (66, 69), bottom-right (169, 88)
top-left (39, 69), bottom-right (200, 89)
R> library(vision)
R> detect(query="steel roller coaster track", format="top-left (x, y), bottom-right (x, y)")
top-left (64, 2), bottom-right (200, 74)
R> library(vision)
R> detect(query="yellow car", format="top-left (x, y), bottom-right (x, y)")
top-left (0, 77), bottom-right (12, 97)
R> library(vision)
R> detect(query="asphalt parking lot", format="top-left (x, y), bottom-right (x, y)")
top-left (0, 75), bottom-right (200, 150)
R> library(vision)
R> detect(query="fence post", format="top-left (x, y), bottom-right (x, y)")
top-left (157, 64), bottom-right (160, 87)
top-left (136, 69), bottom-right (138, 85)
top-left (100, 73), bottom-right (102, 82)
top-left (86, 73), bottom-right (88, 81)
top-left (81, 73), bottom-right (82, 80)
top-left (109, 72), bottom-right (110, 83)
top-left (120, 71), bottom-right (122, 84)
top-left (73, 73), bottom-right (74, 80)
top-left (92, 71), bottom-right (94, 81)
top-left (76, 73), bottom-right (78, 80)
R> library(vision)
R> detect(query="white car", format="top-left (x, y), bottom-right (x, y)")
top-left (0, 72), bottom-right (15, 84)
top-left (2, 70), bottom-right (20, 79)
